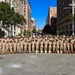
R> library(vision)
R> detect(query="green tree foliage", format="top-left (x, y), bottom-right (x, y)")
top-left (42, 24), bottom-right (51, 34)
top-left (56, 30), bottom-right (64, 35)
top-left (0, 2), bottom-right (26, 28)
top-left (13, 13), bottom-right (26, 25)
top-left (0, 2), bottom-right (14, 28)
top-left (23, 29), bottom-right (27, 35)
top-left (18, 30), bottom-right (23, 36)
top-left (32, 28), bottom-right (37, 33)
top-left (68, 14), bottom-right (75, 21)
top-left (26, 30), bottom-right (31, 34)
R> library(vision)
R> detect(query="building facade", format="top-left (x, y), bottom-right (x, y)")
top-left (0, 0), bottom-right (32, 36)
top-left (46, 6), bottom-right (57, 26)
top-left (57, 0), bottom-right (75, 35)
top-left (51, 15), bottom-right (57, 34)
top-left (23, 0), bottom-right (31, 31)
top-left (46, 6), bottom-right (57, 34)
top-left (0, 0), bottom-right (24, 15)
top-left (31, 18), bottom-right (36, 32)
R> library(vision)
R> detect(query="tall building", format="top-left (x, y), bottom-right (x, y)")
top-left (46, 6), bottom-right (57, 26)
top-left (31, 18), bottom-right (36, 32)
top-left (0, 0), bottom-right (24, 15)
top-left (51, 15), bottom-right (57, 34)
top-left (46, 6), bottom-right (57, 34)
top-left (57, 0), bottom-right (75, 35)
top-left (23, 0), bottom-right (31, 31)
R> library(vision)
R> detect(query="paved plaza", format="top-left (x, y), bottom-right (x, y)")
top-left (0, 53), bottom-right (75, 75)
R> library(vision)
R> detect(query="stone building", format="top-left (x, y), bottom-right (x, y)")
top-left (24, 0), bottom-right (31, 31)
top-left (46, 6), bottom-right (57, 34)
top-left (46, 6), bottom-right (57, 26)
top-left (57, 0), bottom-right (75, 35)
top-left (31, 18), bottom-right (36, 32)
top-left (51, 15), bottom-right (57, 34)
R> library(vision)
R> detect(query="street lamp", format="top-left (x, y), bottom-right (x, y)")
top-left (64, 0), bottom-right (75, 35)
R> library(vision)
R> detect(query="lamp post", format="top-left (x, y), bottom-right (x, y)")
top-left (64, 0), bottom-right (75, 35)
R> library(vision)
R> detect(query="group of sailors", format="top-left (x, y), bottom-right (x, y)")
top-left (0, 35), bottom-right (75, 54)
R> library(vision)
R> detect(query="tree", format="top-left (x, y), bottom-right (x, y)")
top-left (0, 2), bottom-right (26, 27)
top-left (26, 30), bottom-right (31, 34)
top-left (32, 28), bottom-right (37, 33)
top-left (23, 29), bottom-right (27, 35)
top-left (0, 2), bottom-right (14, 28)
top-left (0, 2), bottom-right (26, 37)
top-left (13, 13), bottom-right (26, 25)
top-left (56, 30), bottom-right (64, 35)
top-left (42, 24), bottom-right (51, 34)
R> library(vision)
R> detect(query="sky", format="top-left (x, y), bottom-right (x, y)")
top-left (29, 0), bottom-right (57, 29)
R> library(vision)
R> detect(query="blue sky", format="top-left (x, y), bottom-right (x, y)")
top-left (29, 0), bottom-right (57, 28)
